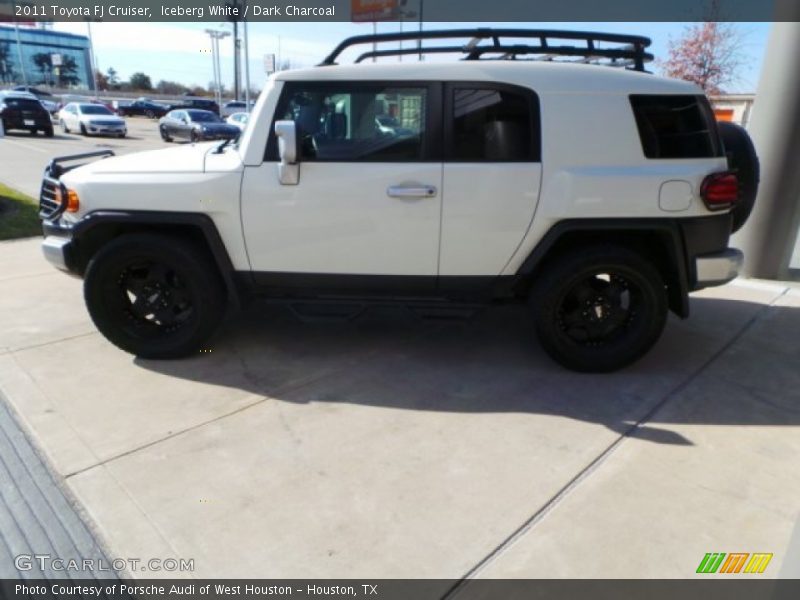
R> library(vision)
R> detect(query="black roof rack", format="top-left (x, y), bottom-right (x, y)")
top-left (320, 28), bottom-right (654, 72)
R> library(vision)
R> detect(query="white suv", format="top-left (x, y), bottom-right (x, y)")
top-left (37, 30), bottom-right (759, 372)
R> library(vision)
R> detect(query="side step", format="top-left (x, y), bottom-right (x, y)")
top-left (285, 300), bottom-right (484, 323)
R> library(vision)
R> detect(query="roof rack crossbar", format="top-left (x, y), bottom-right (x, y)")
top-left (321, 28), bottom-right (653, 72)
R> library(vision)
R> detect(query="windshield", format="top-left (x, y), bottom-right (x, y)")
top-left (188, 110), bottom-right (220, 122)
top-left (79, 104), bottom-right (113, 115)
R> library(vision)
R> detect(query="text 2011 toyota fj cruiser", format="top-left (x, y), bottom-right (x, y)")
top-left (38, 29), bottom-right (759, 372)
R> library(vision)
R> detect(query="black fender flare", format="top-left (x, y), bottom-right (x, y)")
top-left (512, 219), bottom-right (691, 318)
top-left (65, 210), bottom-right (243, 307)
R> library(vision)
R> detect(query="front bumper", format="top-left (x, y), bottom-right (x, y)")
top-left (42, 235), bottom-right (73, 272)
top-left (86, 123), bottom-right (126, 135)
top-left (695, 248), bottom-right (743, 287)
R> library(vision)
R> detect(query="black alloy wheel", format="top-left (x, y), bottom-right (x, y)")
top-left (529, 246), bottom-right (668, 372)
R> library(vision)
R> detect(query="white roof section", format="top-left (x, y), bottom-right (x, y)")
top-left (275, 61), bottom-right (700, 95)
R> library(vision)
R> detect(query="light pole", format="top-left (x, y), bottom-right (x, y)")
top-left (205, 29), bottom-right (230, 108)
top-left (85, 20), bottom-right (99, 93)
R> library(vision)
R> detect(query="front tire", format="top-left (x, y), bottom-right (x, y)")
top-left (83, 234), bottom-right (226, 359)
top-left (80, 123), bottom-right (88, 136)
top-left (159, 125), bottom-right (172, 142)
top-left (529, 246), bottom-right (668, 372)
top-left (60, 120), bottom-right (70, 133)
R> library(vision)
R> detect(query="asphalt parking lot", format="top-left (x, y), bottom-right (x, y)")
top-left (1, 115), bottom-right (178, 197)
top-left (1, 119), bottom-right (799, 584)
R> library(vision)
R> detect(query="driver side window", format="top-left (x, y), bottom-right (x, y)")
top-left (270, 83), bottom-right (427, 162)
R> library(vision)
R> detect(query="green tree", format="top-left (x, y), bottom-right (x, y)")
top-left (0, 41), bottom-right (18, 83)
top-left (57, 55), bottom-right (80, 87)
top-left (106, 67), bottom-right (120, 87)
top-left (156, 79), bottom-right (188, 95)
top-left (129, 72), bottom-right (153, 91)
top-left (32, 52), bottom-right (53, 85)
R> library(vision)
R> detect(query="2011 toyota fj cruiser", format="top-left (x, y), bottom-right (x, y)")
top-left (38, 29), bottom-right (759, 372)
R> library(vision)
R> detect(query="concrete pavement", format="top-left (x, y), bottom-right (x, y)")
top-left (0, 236), bottom-right (798, 582)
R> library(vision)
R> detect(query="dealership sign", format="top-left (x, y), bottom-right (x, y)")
top-left (351, 0), bottom-right (398, 22)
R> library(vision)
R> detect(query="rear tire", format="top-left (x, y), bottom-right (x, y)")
top-left (44, 126), bottom-right (54, 137)
top-left (718, 121), bottom-right (760, 233)
top-left (83, 234), bottom-right (227, 359)
top-left (529, 245), bottom-right (668, 372)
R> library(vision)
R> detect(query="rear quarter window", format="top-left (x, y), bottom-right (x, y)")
top-left (630, 95), bottom-right (723, 159)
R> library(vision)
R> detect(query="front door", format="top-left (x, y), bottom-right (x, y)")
top-left (241, 81), bottom-right (442, 293)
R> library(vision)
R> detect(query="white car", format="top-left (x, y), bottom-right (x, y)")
top-left (220, 100), bottom-right (254, 118)
top-left (226, 111), bottom-right (249, 130)
top-left (58, 102), bottom-right (127, 137)
top-left (37, 29), bottom-right (759, 372)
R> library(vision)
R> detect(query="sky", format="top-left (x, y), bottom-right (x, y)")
top-left (52, 21), bottom-right (771, 94)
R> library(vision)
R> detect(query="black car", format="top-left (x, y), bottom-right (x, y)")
top-left (167, 97), bottom-right (220, 115)
top-left (117, 99), bottom-right (168, 118)
top-left (158, 109), bottom-right (239, 143)
top-left (0, 92), bottom-right (53, 136)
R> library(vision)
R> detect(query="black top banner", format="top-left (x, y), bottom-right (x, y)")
top-left (0, 0), bottom-right (791, 22)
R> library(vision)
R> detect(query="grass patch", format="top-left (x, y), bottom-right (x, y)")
top-left (0, 183), bottom-right (41, 241)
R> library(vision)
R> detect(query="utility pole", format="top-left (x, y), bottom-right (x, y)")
top-left (227, 0), bottom-right (243, 101)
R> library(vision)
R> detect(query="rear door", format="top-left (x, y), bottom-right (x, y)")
top-left (439, 83), bottom-right (543, 281)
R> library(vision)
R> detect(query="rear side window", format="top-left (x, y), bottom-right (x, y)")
top-left (449, 86), bottom-right (539, 161)
top-left (630, 95), bottom-right (723, 159)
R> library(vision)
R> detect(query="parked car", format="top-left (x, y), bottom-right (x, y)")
top-left (0, 91), bottom-right (53, 136)
top-left (36, 29), bottom-right (760, 371)
top-left (12, 85), bottom-right (59, 114)
top-left (116, 98), bottom-right (168, 118)
top-left (158, 109), bottom-right (239, 142)
top-left (225, 112), bottom-right (249, 130)
top-left (168, 97), bottom-right (220, 115)
top-left (58, 103), bottom-right (127, 137)
top-left (220, 100), bottom-right (254, 118)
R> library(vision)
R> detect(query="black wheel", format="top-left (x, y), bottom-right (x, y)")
top-left (29, 128), bottom-right (37, 135)
top-left (159, 125), bottom-right (172, 142)
top-left (44, 126), bottom-right (54, 138)
top-left (529, 246), bottom-right (668, 372)
top-left (80, 123), bottom-right (88, 136)
top-left (145, 109), bottom-right (154, 119)
top-left (190, 130), bottom-right (199, 143)
top-left (83, 234), bottom-right (226, 359)
top-left (718, 121), bottom-right (760, 233)
top-left (60, 120), bottom-right (70, 133)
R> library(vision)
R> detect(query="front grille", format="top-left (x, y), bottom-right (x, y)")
top-left (39, 177), bottom-right (63, 220)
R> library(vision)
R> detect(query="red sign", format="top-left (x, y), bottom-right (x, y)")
top-left (351, 0), bottom-right (398, 22)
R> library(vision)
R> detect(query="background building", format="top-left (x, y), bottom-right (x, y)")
top-left (0, 25), bottom-right (92, 89)
top-left (710, 94), bottom-right (756, 128)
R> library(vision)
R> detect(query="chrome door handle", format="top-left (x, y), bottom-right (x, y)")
top-left (387, 185), bottom-right (437, 198)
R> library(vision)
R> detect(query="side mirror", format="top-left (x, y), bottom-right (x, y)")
top-left (274, 120), bottom-right (299, 185)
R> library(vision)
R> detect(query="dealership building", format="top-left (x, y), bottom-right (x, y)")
top-left (0, 25), bottom-right (93, 89)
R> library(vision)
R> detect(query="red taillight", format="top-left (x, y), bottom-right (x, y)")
top-left (701, 172), bottom-right (739, 210)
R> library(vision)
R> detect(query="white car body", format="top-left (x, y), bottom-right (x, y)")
top-left (58, 102), bottom-right (127, 137)
top-left (226, 112), bottom-right (249, 130)
top-left (56, 62), bottom-right (725, 275)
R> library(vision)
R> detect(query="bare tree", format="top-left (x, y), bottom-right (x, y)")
top-left (660, 22), bottom-right (746, 95)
